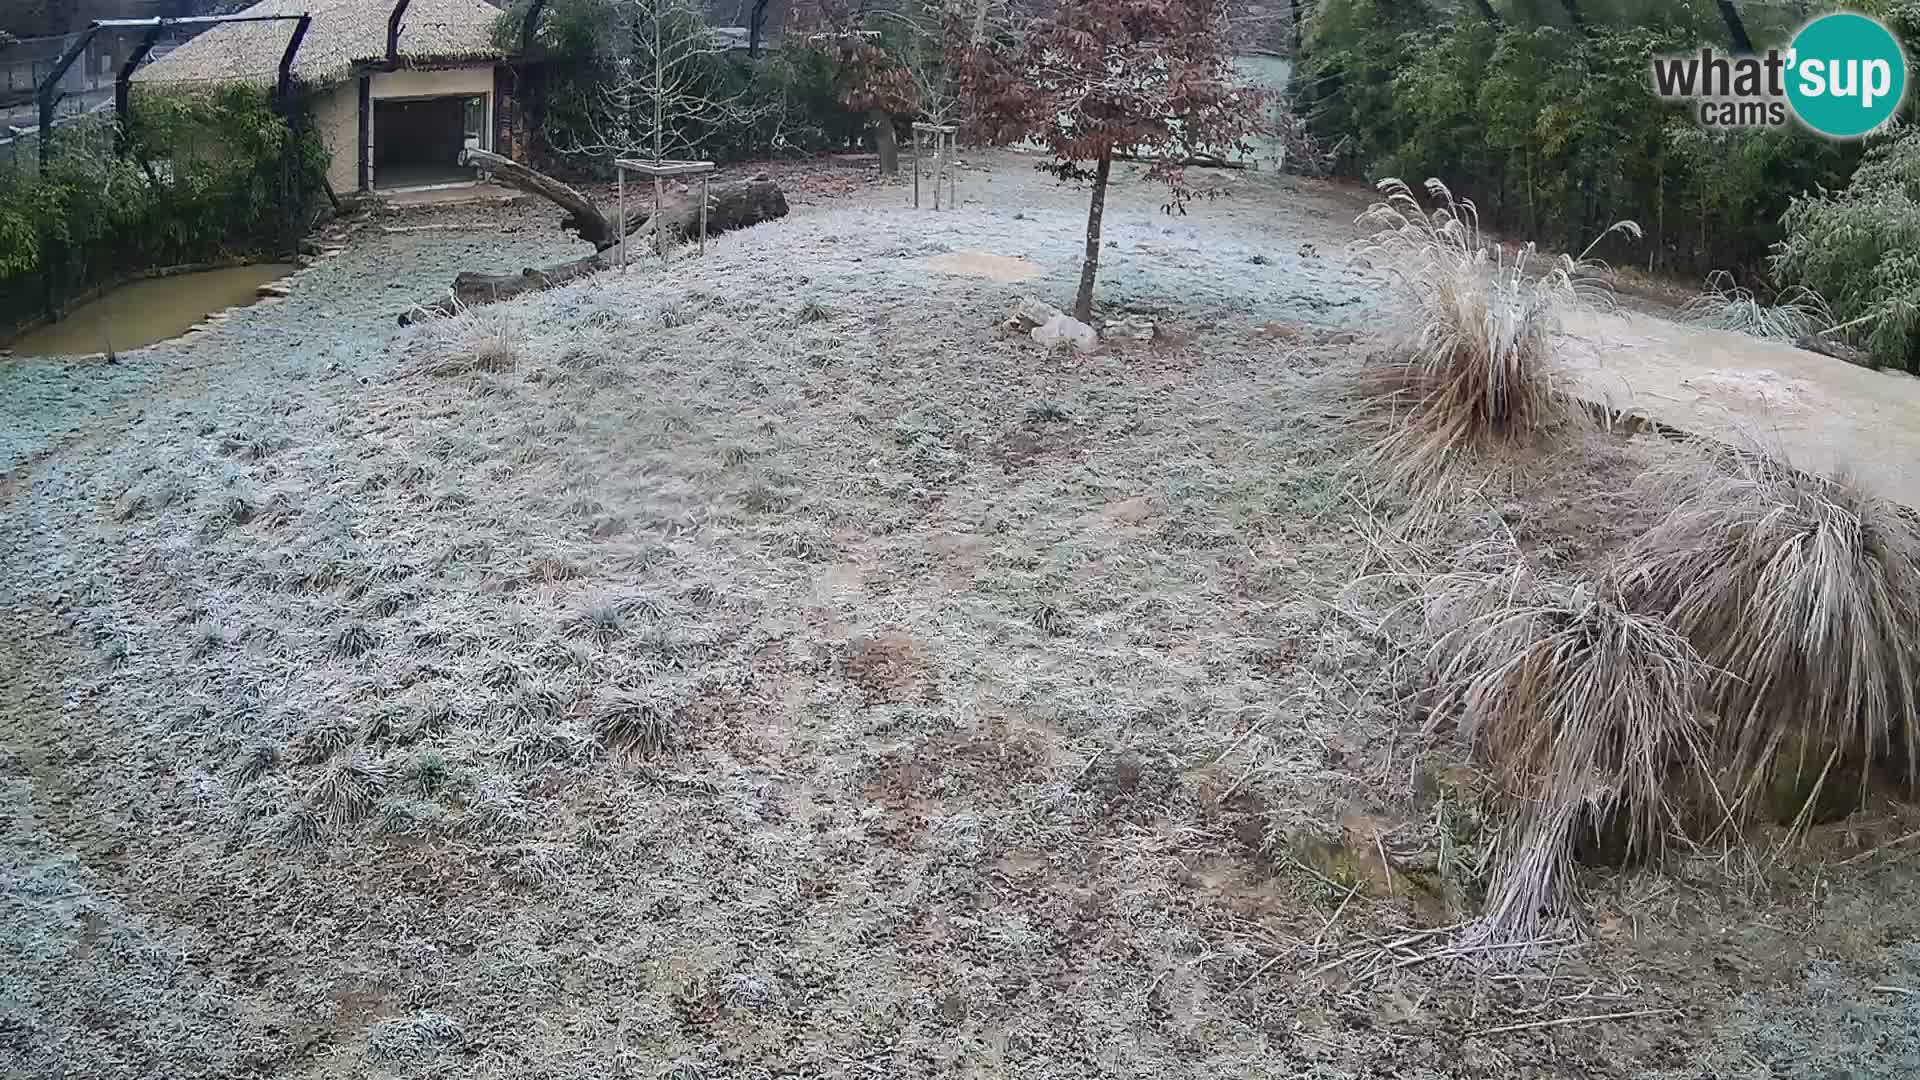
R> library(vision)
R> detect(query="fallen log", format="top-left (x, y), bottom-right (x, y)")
top-left (1113, 151), bottom-right (1252, 170)
top-left (399, 150), bottom-right (789, 324)
top-left (401, 251), bottom-right (609, 325)
top-left (464, 146), bottom-right (787, 251)
top-left (1794, 334), bottom-right (1875, 368)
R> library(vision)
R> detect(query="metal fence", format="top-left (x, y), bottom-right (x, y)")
top-left (0, 21), bottom-right (217, 177)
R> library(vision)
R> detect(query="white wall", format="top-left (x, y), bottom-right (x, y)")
top-left (370, 66), bottom-right (493, 101)
top-left (315, 81), bottom-right (358, 195)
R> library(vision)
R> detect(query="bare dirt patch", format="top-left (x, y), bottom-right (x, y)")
top-left (921, 250), bottom-right (1045, 282)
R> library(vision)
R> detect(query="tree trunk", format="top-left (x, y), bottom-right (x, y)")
top-left (871, 110), bottom-right (899, 175)
top-left (402, 151), bottom-right (790, 323)
top-left (461, 147), bottom-right (787, 251)
top-left (1470, 0), bottom-right (1501, 25)
top-left (1290, 0), bottom-right (1301, 52)
top-left (972, 0), bottom-right (991, 44)
top-left (403, 250), bottom-right (611, 325)
top-left (462, 148), bottom-right (612, 246)
top-left (1716, 1), bottom-right (1754, 54)
top-left (1558, 0), bottom-right (1585, 31)
top-left (1073, 149), bottom-right (1113, 324)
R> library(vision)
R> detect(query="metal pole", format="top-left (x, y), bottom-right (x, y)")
top-left (277, 14), bottom-right (311, 113)
top-left (698, 174), bottom-right (708, 256)
top-left (913, 128), bottom-right (920, 209)
top-left (521, 0), bottom-right (549, 53)
top-left (386, 0), bottom-right (412, 62)
top-left (653, 174), bottom-right (663, 261)
top-left (617, 164), bottom-right (625, 268)
top-left (37, 26), bottom-right (99, 171)
top-left (948, 131), bottom-right (956, 210)
top-left (116, 25), bottom-right (164, 143)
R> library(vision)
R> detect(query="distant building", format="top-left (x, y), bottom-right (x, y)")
top-left (133, 0), bottom-right (528, 195)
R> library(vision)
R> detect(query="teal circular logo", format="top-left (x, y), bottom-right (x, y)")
top-left (1786, 13), bottom-right (1908, 138)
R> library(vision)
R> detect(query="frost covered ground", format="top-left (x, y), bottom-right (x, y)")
top-left (3, 153), bottom-right (1918, 1079)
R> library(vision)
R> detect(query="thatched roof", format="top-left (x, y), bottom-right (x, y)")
top-left (132, 0), bottom-right (506, 90)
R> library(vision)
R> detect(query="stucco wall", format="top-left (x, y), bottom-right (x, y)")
top-left (370, 66), bottom-right (493, 101)
top-left (314, 82), bottom-right (359, 195)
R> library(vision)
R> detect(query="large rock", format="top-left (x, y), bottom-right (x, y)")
top-left (1032, 313), bottom-right (1098, 353)
top-left (1008, 296), bottom-right (1097, 353)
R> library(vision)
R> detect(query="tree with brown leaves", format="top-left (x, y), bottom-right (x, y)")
top-left (957, 0), bottom-right (1268, 322)
top-left (831, 34), bottom-right (917, 174)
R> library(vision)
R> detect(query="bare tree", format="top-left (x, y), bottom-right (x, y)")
top-left (558, 0), bottom-right (764, 165)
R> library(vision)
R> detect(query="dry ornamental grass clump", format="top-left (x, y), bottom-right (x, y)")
top-left (1423, 540), bottom-right (1710, 944)
top-left (1615, 443), bottom-right (1920, 822)
top-left (1353, 178), bottom-right (1639, 499)
top-left (1679, 270), bottom-right (1834, 342)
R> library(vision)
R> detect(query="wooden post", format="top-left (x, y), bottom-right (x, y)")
top-left (612, 157), bottom-right (717, 260)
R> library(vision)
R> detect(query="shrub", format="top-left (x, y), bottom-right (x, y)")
top-left (1297, 1), bottom-right (1862, 278)
top-left (0, 84), bottom-right (326, 332)
top-left (1352, 176), bottom-right (1635, 495)
top-left (1424, 541), bottom-right (1709, 944)
top-left (1616, 443), bottom-right (1920, 820)
top-left (1775, 126), bottom-right (1920, 372)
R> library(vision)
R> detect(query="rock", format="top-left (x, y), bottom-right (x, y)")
top-left (1032, 313), bottom-right (1097, 353)
top-left (1102, 316), bottom-right (1156, 344)
top-left (1007, 296), bottom-right (1060, 329)
top-left (256, 282), bottom-right (292, 299)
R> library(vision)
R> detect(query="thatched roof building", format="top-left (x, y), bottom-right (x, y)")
top-left (133, 0), bottom-right (521, 196)
top-left (133, 0), bottom-right (505, 89)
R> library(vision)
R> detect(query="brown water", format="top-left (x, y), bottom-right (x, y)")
top-left (7, 264), bottom-right (295, 357)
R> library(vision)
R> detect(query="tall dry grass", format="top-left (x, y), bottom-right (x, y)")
top-left (1678, 270), bottom-right (1834, 342)
top-left (1424, 540), bottom-right (1709, 944)
top-left (1615, 442), bottom-right (1920, 822)
top-left (1353, 178), bottom-right (1640, 498)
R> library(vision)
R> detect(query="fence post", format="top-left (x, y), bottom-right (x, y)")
top-left (37, 27), bottom-right (100, 171)
top-left (116, 25), bottom-right (165, 153)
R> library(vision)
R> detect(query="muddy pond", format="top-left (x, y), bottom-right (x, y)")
top-left (6, 264), bottom-right (295, 357)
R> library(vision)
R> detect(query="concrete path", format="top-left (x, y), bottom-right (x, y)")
top-left (1560, 309), bottom-right (1920, 509)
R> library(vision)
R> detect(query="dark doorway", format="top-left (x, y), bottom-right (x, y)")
top-left (372, 96), bottom-right (480, 190)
